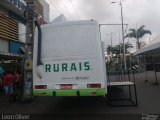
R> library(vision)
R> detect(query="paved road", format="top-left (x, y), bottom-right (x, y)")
top-left (0, 72), bottom-right (160, 120)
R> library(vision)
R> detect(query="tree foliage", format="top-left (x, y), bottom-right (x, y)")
top-left (125, 25), bottom-right (151, 49)
top-left (106, 42), bottom-right (133, 57)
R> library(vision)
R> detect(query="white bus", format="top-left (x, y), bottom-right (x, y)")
top-left (33, 20), bottom-right (107, 97)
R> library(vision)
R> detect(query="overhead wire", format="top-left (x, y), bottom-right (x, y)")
top-left (69, 0), bottom-right (81, 20)
top-left (46, 0), bottom-right (62, 20)
top-left (46, 0), bottom-right (82, 21)
top-left (48, 1), bottom-right (61, 14)
top-left (61, 0), bottom-right (74, 20)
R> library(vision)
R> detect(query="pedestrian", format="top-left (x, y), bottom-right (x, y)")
top-left (13, 71), bottom-right (21, 101)
top-left (0, 74), bottom-right (3, 93)
top-left (0, 66), bottom-right (5, 93)
top-left (14, 71), bottom-right (20, 87)
top-left (3, 72), bottom-right (15, 102)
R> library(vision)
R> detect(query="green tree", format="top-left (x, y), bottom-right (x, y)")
top-left (106, 42), bottom-right (133, 57)
top-left (125, 25), bottom-right (151, 49)
top-left (106, 45), bottom-right (115, 55)
top-left (119, 42), bottom-right (133, 53)
top-left (106, 43), bottom-right (133, 69)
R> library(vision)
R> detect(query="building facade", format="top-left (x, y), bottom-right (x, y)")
top-left (0, 0), bottom-right (49, 72)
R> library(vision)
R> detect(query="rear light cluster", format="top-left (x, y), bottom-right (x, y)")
top-left (35, 85), bottom-right (47, 89)
top-left (87, 84), bottom-right (101, 88)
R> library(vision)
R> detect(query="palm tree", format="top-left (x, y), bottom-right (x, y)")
top-left (106, 43), bottom-right (133, 69)
top-left (106, 42), bottom-right (133, 57)
top-left (125, 25), bottom-right (151, 49)
top-left (106, 45), bottom-right (115, 55)
top-left (121, 42), bottom-right (133, 53)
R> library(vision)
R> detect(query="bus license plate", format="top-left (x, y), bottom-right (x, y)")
top-left (60, 84), bottom-right (72, 89)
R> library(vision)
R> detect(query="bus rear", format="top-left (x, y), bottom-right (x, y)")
top-left (33, 20), bottom-right (107, 97)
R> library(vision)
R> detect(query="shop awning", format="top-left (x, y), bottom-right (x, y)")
top-left (133, 35), bottom-right (160, 55)
top-left (0, 51), bottom-right (23, 60)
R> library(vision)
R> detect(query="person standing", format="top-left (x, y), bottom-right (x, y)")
top-left (3, 72), bottom-right (15, 96)
top-left (13, 71), bottom-right (21, 101)
top-left (0, 74), bottom-right (3, 93)
top-left (0, 66), bottom-right (5, 93)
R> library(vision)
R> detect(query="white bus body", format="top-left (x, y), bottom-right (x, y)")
top-left (33, 20), bottom-right (107, 96)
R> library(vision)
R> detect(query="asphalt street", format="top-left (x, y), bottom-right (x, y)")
top-left (0, 72), bottom-right (160, 120)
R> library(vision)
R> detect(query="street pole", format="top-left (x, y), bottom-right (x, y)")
top-left (21, 0), bottom-right (35, 102)
top-left (106, 33), bottom-right (113, 47)
top-left (111, 0), bottom-right (126, 70)
top-left (120, 1), bottom-right (126, 71)
top-left (111, 32), bottom-right (113, 47)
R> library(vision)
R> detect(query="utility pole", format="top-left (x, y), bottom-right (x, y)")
top-left (120, 1), bottom-right (126, 70)
top-left (111, 0), bottom-right (126, 70)
top-left (106, 33), bottom-right (113, 47)
top-left (110, 32), bottom-right (113, 47)
top-left (21, 0), bottom-right (35, 101)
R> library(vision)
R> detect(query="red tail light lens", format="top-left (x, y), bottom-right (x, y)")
top-left (87, 84), bottom-right (101, 88)
top-left (35, 85), bottom-right (47, 89)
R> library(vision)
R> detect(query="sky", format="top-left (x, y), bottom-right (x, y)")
top-left (46, 0), bottom-right (160, 52)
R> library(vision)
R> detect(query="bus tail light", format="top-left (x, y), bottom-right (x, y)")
top-left (87, 84), bottom-right (101, 88)
top-left (35, 85), bottom-right (47, 89)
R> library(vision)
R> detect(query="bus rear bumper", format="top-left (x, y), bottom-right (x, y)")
top-left (33, 89), bottom-right (107, 97)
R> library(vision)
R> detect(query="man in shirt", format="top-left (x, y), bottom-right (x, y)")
top-left (3, 72), bottom-right (15, 95)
